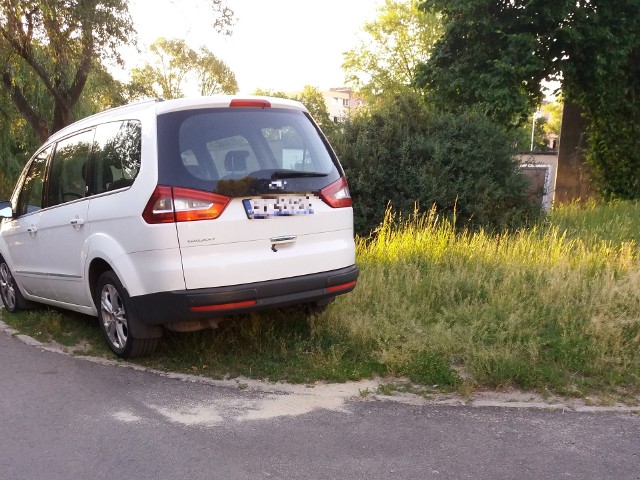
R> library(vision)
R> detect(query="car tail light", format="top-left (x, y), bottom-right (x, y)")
top-left (319, 177), bottom-right (352, 208)
top-left (143, 186), bottom-right (231, 224)
top-left (229, 99), bottom-right (271, 108)
top-left (142, 186), bottom-right (174, 224)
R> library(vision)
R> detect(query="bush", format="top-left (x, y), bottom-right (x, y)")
top-left (333, 96), bottom-right (541, 236)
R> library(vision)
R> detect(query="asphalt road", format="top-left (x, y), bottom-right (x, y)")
top-left (1, 324), bottom-right (639, 480)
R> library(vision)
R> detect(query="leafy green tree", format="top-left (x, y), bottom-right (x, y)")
top-left (296, 85), bottom-right (338, 139)
top-left (0, 0), bottom-right (236, 142)
top-left (540, 99), bottom-right (563, 143)
top-left (342, 0), bottom-right (442, 103)
top-left (0, 95), bottom-right (39, 197)
top-left (417, 0), bottom-right (640, 197)
top-left (129, 38), bottom-right (238, 99)
top-left (0, 1), bottom-right (235, 197)
top-left (196, 46), bottom-right (238, 96)
top-left (511, 115), bottom-right (549, 152)
top-left (0, 0), bottom-right (135, 142)
top-left (511, 100), bottom-right (565, 153)
top-left (0, 58), bottom-right (129, 198)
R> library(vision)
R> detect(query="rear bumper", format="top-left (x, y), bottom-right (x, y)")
top-left (129, 264), bottom-right (359, 325)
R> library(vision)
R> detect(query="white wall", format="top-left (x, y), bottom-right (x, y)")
top-left (517, 152), bottom-right (558, 211)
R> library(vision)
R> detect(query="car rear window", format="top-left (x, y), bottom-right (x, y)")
top-left (157, 108), bottom-right (341, 196)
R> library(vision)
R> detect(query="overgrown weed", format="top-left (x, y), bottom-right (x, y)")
top-left (343, 203), bottom-right (640, 397)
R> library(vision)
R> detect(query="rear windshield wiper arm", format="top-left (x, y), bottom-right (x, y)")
top-left (271, 170), bottom-right (328, 179)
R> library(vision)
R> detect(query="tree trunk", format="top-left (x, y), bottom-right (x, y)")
top-left (554, 101), bottom-right (595, 203)
top-left (52, 101), bottom-right (74, 136)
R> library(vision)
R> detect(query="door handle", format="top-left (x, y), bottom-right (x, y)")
top-left (70, 218), bottom-right (85, 230)
top-left (27, 226), bottom-right (37, 236)
top-left (270, 235), bottom-right (296, 252)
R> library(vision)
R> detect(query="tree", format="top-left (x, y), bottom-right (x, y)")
top-left (416, 0), bottom-right (640, 197)
top-left (0, 88), bottom-right (41, 197)
top-left (0, 56), bottom-right (130, 198)
top-left (296, 85), bottom-right (338, 139)
top-left (511, 115), bottom-right (549, 152)
top-left (540, 99), bottom-right (563, 143)
top-left (253, 88), bottom-right (289, 99)
top-left (0, 0), bottom-right (135, 142)
top-left (510, 100), bottom-right (563, 152)
top-left (196, 46), bottom-right (238, 96)
top-left (129, 38), bottom-right (238, 100)
top-left (0, 0), bottom-right (236, 143)
top-left (342, 0), bottom-right (442, 103)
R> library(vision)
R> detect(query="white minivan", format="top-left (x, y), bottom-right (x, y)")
top-left (0, 96), bottom-right (358, 358)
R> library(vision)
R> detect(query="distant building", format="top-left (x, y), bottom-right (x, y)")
top-left (518, 152), bottom-right (558, 212)
top-left (322, 88), bottom-right (362, 123)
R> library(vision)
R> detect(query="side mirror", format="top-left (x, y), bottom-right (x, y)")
top-left (0, 201), bottom-right (13, 219)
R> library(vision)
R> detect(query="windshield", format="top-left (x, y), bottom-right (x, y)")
top-left (157, 108), bottom-right (341, 196)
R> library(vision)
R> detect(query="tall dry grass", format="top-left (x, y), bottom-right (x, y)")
top-left (326, 204), bottom-right (640, 394)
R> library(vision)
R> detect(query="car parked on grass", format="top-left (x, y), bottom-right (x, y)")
top-left (0, 96), bottom-right (358, 358)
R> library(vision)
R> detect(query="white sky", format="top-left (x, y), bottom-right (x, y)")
top-left (118, 0), bottom-right (382, 94)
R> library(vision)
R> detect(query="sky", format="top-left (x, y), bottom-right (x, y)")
top-left (119, 0), bottom-right (383, 94)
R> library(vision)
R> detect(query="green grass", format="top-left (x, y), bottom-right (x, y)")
top-left (1, 308), bottom-right (108, 356)
top-left (345, 204), bottom-right (640, 397)
top-left (2, 200), bottom-right (640, 401)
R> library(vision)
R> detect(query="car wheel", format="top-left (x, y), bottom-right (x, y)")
top-left (0, 259), bottom-right (30, 313)
top-left (96, 271), bottom-right (158, 358)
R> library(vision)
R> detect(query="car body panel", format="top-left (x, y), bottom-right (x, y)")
top-left (36, 200), bottom-right (91, 306)
top-left (2, 211), bottom-right (54, 299)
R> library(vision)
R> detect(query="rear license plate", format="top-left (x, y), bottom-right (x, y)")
top-left (243, 195), bottom-right (317, 219)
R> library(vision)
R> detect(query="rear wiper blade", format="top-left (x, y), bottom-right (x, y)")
top-left (271, 170), bottom-right (328, 179)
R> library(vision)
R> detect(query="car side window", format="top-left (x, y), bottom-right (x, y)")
top-left (16, 146), bottom-right (51, 216)
top-left (47, 129), bottom-right (95, 207)
top-left (91, 120), bottom-right (142, 194)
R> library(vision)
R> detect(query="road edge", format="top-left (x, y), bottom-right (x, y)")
top-left (2, 313), bottom-right (639, 414)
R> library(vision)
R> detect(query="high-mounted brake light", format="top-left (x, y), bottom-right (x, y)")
top-left (143, 186), bottom-right (231, 224)
top-left (319, 177), bottom-right (352, 208)
top-left (229, 99), bottom-right (271, 108)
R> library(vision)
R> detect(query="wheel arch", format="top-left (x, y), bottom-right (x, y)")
top-left (88, 257), bottom-right (112, 306)
top-left (90, 257), bottom-right (163, 340)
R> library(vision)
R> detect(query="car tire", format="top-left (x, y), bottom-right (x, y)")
top-left (96, 271), bottom-right (158, 358)
top-left (0, 258), bottom-right (32, 313)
